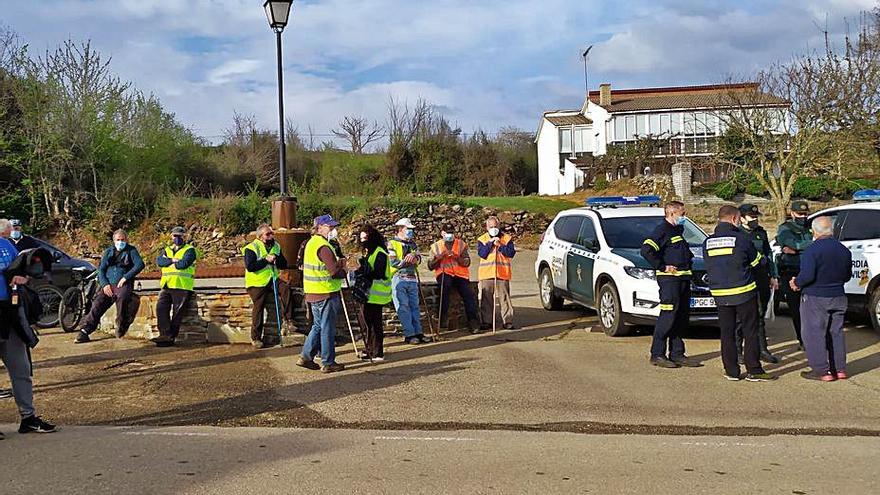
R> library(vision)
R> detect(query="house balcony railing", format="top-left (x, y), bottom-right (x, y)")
top-left (610, 136), bottom-right (720, 157)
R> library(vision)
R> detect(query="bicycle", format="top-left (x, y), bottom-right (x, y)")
top-left (58, 266), bottom-right (99, 333)
top-left (34, 284), bottom-right (64, 329)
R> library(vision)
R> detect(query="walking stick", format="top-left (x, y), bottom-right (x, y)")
top-left (415, 268), bottom-right (440, 341)
top-left (492, 245), bottom-right (498, 335)
top-left (271, 270), bottom-right (283, 346)
top-left (339, 278), bottom-right (361, 361)
top-left (437, 271), bottom-right (445, 333)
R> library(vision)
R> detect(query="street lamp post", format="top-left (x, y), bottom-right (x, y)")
top-left (264, 0), bottom-right (293, 197)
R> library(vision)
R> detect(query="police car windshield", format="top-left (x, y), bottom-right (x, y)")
top-left (603, 217), bottom-right (706, 248)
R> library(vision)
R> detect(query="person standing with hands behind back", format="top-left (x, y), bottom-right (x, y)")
top-left (74, 230), bottom-right (145, 343)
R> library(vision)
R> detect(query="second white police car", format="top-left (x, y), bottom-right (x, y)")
top-left (535, 196), bottom-right (718, 336)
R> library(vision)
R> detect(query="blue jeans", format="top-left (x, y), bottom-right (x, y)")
top-left (301, 295), bottom-right (340, 365)
top-left (392, 277), bottom-right (422, 338)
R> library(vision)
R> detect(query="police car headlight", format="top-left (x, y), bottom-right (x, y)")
top-left (624, 266), bottom-right (656, 280)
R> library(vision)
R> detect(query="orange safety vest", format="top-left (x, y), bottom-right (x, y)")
top-left (477, 233), bottom-right (513, 281)
top-left (430, 238), bottom-right (471, 280)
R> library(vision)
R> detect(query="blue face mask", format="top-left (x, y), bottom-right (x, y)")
top-left (676, 216), bottom-right (687, 226)
top-left (115, 241), bottom-right (127, 251)
top-left (172, 236), bottom-right (184, 246)
top-left (10, 230), bottom-right (22, 240)
top-left (405, 229), bottom-right (415, 239)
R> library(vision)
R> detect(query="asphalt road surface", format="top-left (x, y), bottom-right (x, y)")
top-left (5, 250), bottom-right (880, 494)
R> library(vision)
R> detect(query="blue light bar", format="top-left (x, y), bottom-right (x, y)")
top-left (586, 195), bottom-right (662, 207)
top-left (853, 189), bottom-right (880, 202)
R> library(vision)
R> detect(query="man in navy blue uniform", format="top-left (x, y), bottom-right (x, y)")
top-left (703, 206), bottom-right (777, 382)
top-left (641, 201), bottom-right (699, 368)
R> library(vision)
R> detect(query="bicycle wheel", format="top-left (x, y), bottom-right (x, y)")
top-left (59, 286), bottom-right (84, 333)
top-left (36, 285), bottom-right (64, 329)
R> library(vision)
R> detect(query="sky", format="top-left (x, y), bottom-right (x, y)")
top-left (1, 0), bottom-right (876, 146)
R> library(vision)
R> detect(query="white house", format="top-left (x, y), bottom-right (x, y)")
top-left (536, 83), bottom-right (789, 196)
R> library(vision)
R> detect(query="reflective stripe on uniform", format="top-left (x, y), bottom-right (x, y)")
top-left (658, 304), bottom-right (674, 311)
top-left (710, 282), bottom-right (757, 297)
top-left (243, 239), bottom-right (280, 288)
top-left (707, 248), bottom-right (733, 256)
top-left (303, 235), bottom-right (342, 294)
top-left (670, 236), bottom-right (684, 243)
top-left (750, 253), bottom-right (763, 267)
top-left (643, 239), bottom-right (660, 251)
top-left (366, 246), bottom-right (393, 305)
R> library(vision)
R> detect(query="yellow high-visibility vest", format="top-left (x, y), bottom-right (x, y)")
top-left (366, 246), bottom-right (392, 305)
top-left (160, 244), bottom-right (196, 291)
top-left (303, 235), bottom-right (343, 294)
top-left (242, 239), bottom-right (281, 288)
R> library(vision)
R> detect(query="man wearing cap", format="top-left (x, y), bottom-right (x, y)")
top-left (151, 226), bottom-right (197, 347)
top-left (427, 224), bottom-right (480, 333)
top-left (387, 218), bottom-right (427, 345)
top-left (477, 215), bottom-right (516, 330)
top-left (297, 215), bottom-right (347, 373)
top-left (737, 204), bottom-right (779, 363)
top-left (776, 200), bottom-right (813, 346)
top-left (8, 220), bottom-right (39, 252)
top-left (243, 223), bottom-right (288, 349)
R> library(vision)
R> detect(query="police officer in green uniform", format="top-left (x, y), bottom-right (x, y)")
top-left (737, 204), bottom-right (779, 363)
top-left (776, 200), bottom-right (813, 347)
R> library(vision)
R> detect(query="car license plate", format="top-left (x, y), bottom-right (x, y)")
top-left (690, 297), bottom-right (716, 308)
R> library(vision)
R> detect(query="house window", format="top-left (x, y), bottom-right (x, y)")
top-left (560, 127), bottom-right (572, 153)
top-left (614, 118), bottom-right (626, 142)
top-left (635, 115), bottom-right (646, 137)
top-left (670, 113), bottom-right (681, 135)
top-left (660, 114), bottom-right (670, 134)
top-left (649, 114), bottom-right (661, 135)
top-left (573, 127), bottom-right (591, 152)
top-left (625, 115), bottom-right (636, 139)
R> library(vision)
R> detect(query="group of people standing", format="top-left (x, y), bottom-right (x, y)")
top-left (295, 214), bottom-right (517, 373)
top-left (642, 200), bottom-right (852, 382)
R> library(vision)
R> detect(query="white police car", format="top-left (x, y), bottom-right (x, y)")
top-left (535, 196), bottom-right (718, 336)
top-left (802, 189), bottom-right (880, 333)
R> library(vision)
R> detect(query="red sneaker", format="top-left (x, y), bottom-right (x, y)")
top-left (836, 370), bottom-right (848, 380)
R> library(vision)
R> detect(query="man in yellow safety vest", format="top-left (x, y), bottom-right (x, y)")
top-left (243, 223), bottom-right (288, 349)
top-left (296, 215), bottom-right (348, 373)
top-left (152, 226), bottom-right (197, 347)
top-left (476, 216), bottom-right (516, 330)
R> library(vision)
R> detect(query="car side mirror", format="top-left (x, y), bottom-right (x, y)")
top-left (586, 239), bottom-right (600, 252)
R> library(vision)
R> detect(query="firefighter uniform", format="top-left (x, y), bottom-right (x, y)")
top-left (641, 220), bottom-right (693, 364)
top-left (703, 221), bottom-right (768, 379)
top-left (737, 204), bottom-right (778, 362)
top-left (776, 200), bottom-right (813, 345)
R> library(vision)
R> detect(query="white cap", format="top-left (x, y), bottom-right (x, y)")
top-left (395, 218), bottom-right (415, 229)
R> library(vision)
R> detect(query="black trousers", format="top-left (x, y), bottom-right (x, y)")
top-left (651, 278), bottom-right (689, 360)
top-left (437, 274), bottom-right (480, 327)
top-left (719, 295), bottom-right (764, 377)
top-left (357, 303), bottom-right (384, 358)
top-left (247, 284), bottom-right (277, 342)
top-left (779, 268), bottom-right (803, 344)
top-left (736, 269), bottom-right (771, 355)
top-left (81, 282), bottom-right (134, 337)
top-left (156, 288), bottom-right (192, 341)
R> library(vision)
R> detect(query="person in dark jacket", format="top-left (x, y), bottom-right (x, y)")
top-left (640, 201), bottom-right (699, 369)
top-left (75, 230), bottom-right (145, 343)
top-left (790, 216), bottom-right (852, 381)
top-left (9, 219), bottom-right (40, 252)
top-left (736, 204), bottom-right (779, 363)
top-left (356, 225), bottom-right (391, 362)
top-left (0, 218), bottom-right (56, 437)
top-left (776, 200), bottom-right (813, 346)
top-left (703, 206), bottom-right (777, 382)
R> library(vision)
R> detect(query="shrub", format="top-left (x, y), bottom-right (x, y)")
top-left (227, 187), bottom-right (270, 235)
top-left (714, 181), bottom-right (740, 201)
top-left (593, 176), bottom-right (609, 191)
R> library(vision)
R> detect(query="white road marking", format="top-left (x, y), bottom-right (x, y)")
top-left (679, 441), bottom-right (772, 447)
top-left (374, 435), bottom-right (477, 442)
top-left (123, 431), bottom-right (217, 437)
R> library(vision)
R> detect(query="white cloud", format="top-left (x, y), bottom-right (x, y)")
top-left (207, 59), bottom-right (262, 85)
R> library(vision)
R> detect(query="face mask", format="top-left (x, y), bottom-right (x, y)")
top-left (10, 230), bottom-right (21, 240)
top-left (746, 220), bottom-right (759, 230)
top-left (443, 233), bottom-right (454, 242)
top-left (676, 216), bottom-right (687, 226)
top-left (359, 233), bottom-right (368, 245)
top-left (114, 241), bottom-right (127, 251)
top-left (794, 217), bottom-right (807, 226)
top-left (405, 229), bottom-right (415, 239)
top-left (264, 238), bottom-right (275, 248)
top-left (488, 227), bottom-right (500, 237)
top-left (172, 236), bottom-right (184, 246)
top-left (328, 228), bottom-right (339, 241)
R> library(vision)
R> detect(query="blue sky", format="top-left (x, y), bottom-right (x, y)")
top-left (2, 0), bottom-right (876, 145)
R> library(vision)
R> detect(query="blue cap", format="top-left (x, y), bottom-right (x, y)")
top-left (313, 214), bottom-right (340, 227)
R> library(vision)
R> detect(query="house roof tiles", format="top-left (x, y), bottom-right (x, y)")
top-left (587, 83), bottom-right (788, 113)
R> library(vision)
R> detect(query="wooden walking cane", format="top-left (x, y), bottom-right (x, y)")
top-left (415, 269), bottom-right (440, 341)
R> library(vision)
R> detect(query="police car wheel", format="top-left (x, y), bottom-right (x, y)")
top-left (596, 283), bottom-right (628, 337)
top-left (539, 267), bottom-right (564, 311)
top-left (870, 288), bottom-right (880, 334)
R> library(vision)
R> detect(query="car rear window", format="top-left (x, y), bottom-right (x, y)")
top-left (602, 216), bottom-right (706, 248)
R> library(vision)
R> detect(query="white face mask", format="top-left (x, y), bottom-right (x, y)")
top-left (327, 228), bottom-right (339, 240)
top-left (443, 233), bottom-right (454, 242)
top-left (488, 227), bottom-right (500, 237)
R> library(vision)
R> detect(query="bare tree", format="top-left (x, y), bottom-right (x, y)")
top-left (332, 115), bottom-right (383, 153)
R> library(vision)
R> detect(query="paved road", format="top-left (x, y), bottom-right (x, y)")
top-left (4, 425), bottom-right (878, 494)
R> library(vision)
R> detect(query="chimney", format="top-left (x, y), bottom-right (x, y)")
top-left (599, 83), bottom-right (612, 107)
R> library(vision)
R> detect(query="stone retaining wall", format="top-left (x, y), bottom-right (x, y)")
top-left (98, 281), bottom-right (479, 344)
